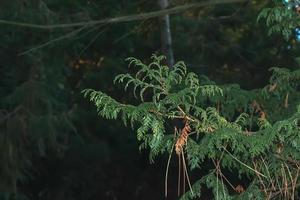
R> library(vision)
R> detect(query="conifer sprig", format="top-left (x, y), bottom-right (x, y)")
top-left (83, 55), bottom-right (300, 199)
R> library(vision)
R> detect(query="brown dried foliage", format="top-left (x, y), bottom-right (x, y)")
top-left (235, 185), bottom-right (245, 193)
top-left (175, 122), bottom-right (191, 155)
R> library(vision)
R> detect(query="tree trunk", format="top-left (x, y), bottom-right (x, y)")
top-left (158, 0), bottom-right (175, 67)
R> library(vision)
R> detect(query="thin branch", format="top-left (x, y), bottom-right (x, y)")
top-left (0, 0), bottom-right (246, 29)
top-left (253, 160), bottom-right (268, 197)
top-left (0, 106), bottom-right (24, 124)
top-left (77, 26), bottom-right (108, 57)
top-left (260, 156), bottom-right (276, 192)
top-left (182, 151), bottom-right (194, 196)
top-left (165, 129), bottom-right (176, 197)
top-left (212, 159), bottom-right (236, 190)
top-left (19, 25), bottom-right (88, 55)
top-left (222, 146), bottom-right (267, 178)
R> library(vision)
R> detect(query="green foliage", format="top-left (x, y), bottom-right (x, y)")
top-left (84, 55), bottom-right (300, 199)
top-left (257, 1), bottom-right (300, 40)
top-left (0, 2), bottom-right (76, 198)
top-left (1, 0), bottom-right (299, 199)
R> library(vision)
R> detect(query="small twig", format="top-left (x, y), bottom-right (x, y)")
top-left (253, 160), bottom-right (268, 197)
top-left (291, 168), bottom-right (299, 200)
top-left (0, 106), bottom-right (23, 124)
top-left (212, 159), bottom-right (236, 190)
top-left (274, 154), bottom-right (300, 168)
top-left (281, 164), bottom-right (288, 198)
top-left (19, 25), bottom-right (88, 55)
top-left (177, 106), bottom-right (197, 122)
top-left (77, 26), bottom-right (108, 57)
top-left (260, 157), bottom-right (276, 192)
top-left (222, 146), bottom-right (267, 178)
top-left (275, 174), bottom-right (284, 197)
top-left (284, 163), bottom-right (294, 200)
top-left (178, 153), bottom-right (181, 196)
top-left (182, 152), bottom-right (194, 196)
top-left (268, 183), bottom-right (300, 199)
top-left (284, 92), bottom-right (289, 108)
top-left (165, 140), bottom-right (174, 197)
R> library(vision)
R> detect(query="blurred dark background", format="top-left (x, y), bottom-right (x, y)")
top-left (0, 0), bottom-right (299, 199)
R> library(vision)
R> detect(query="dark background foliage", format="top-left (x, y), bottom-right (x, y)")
top-left (0, 0), bottom-right (299, 199)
